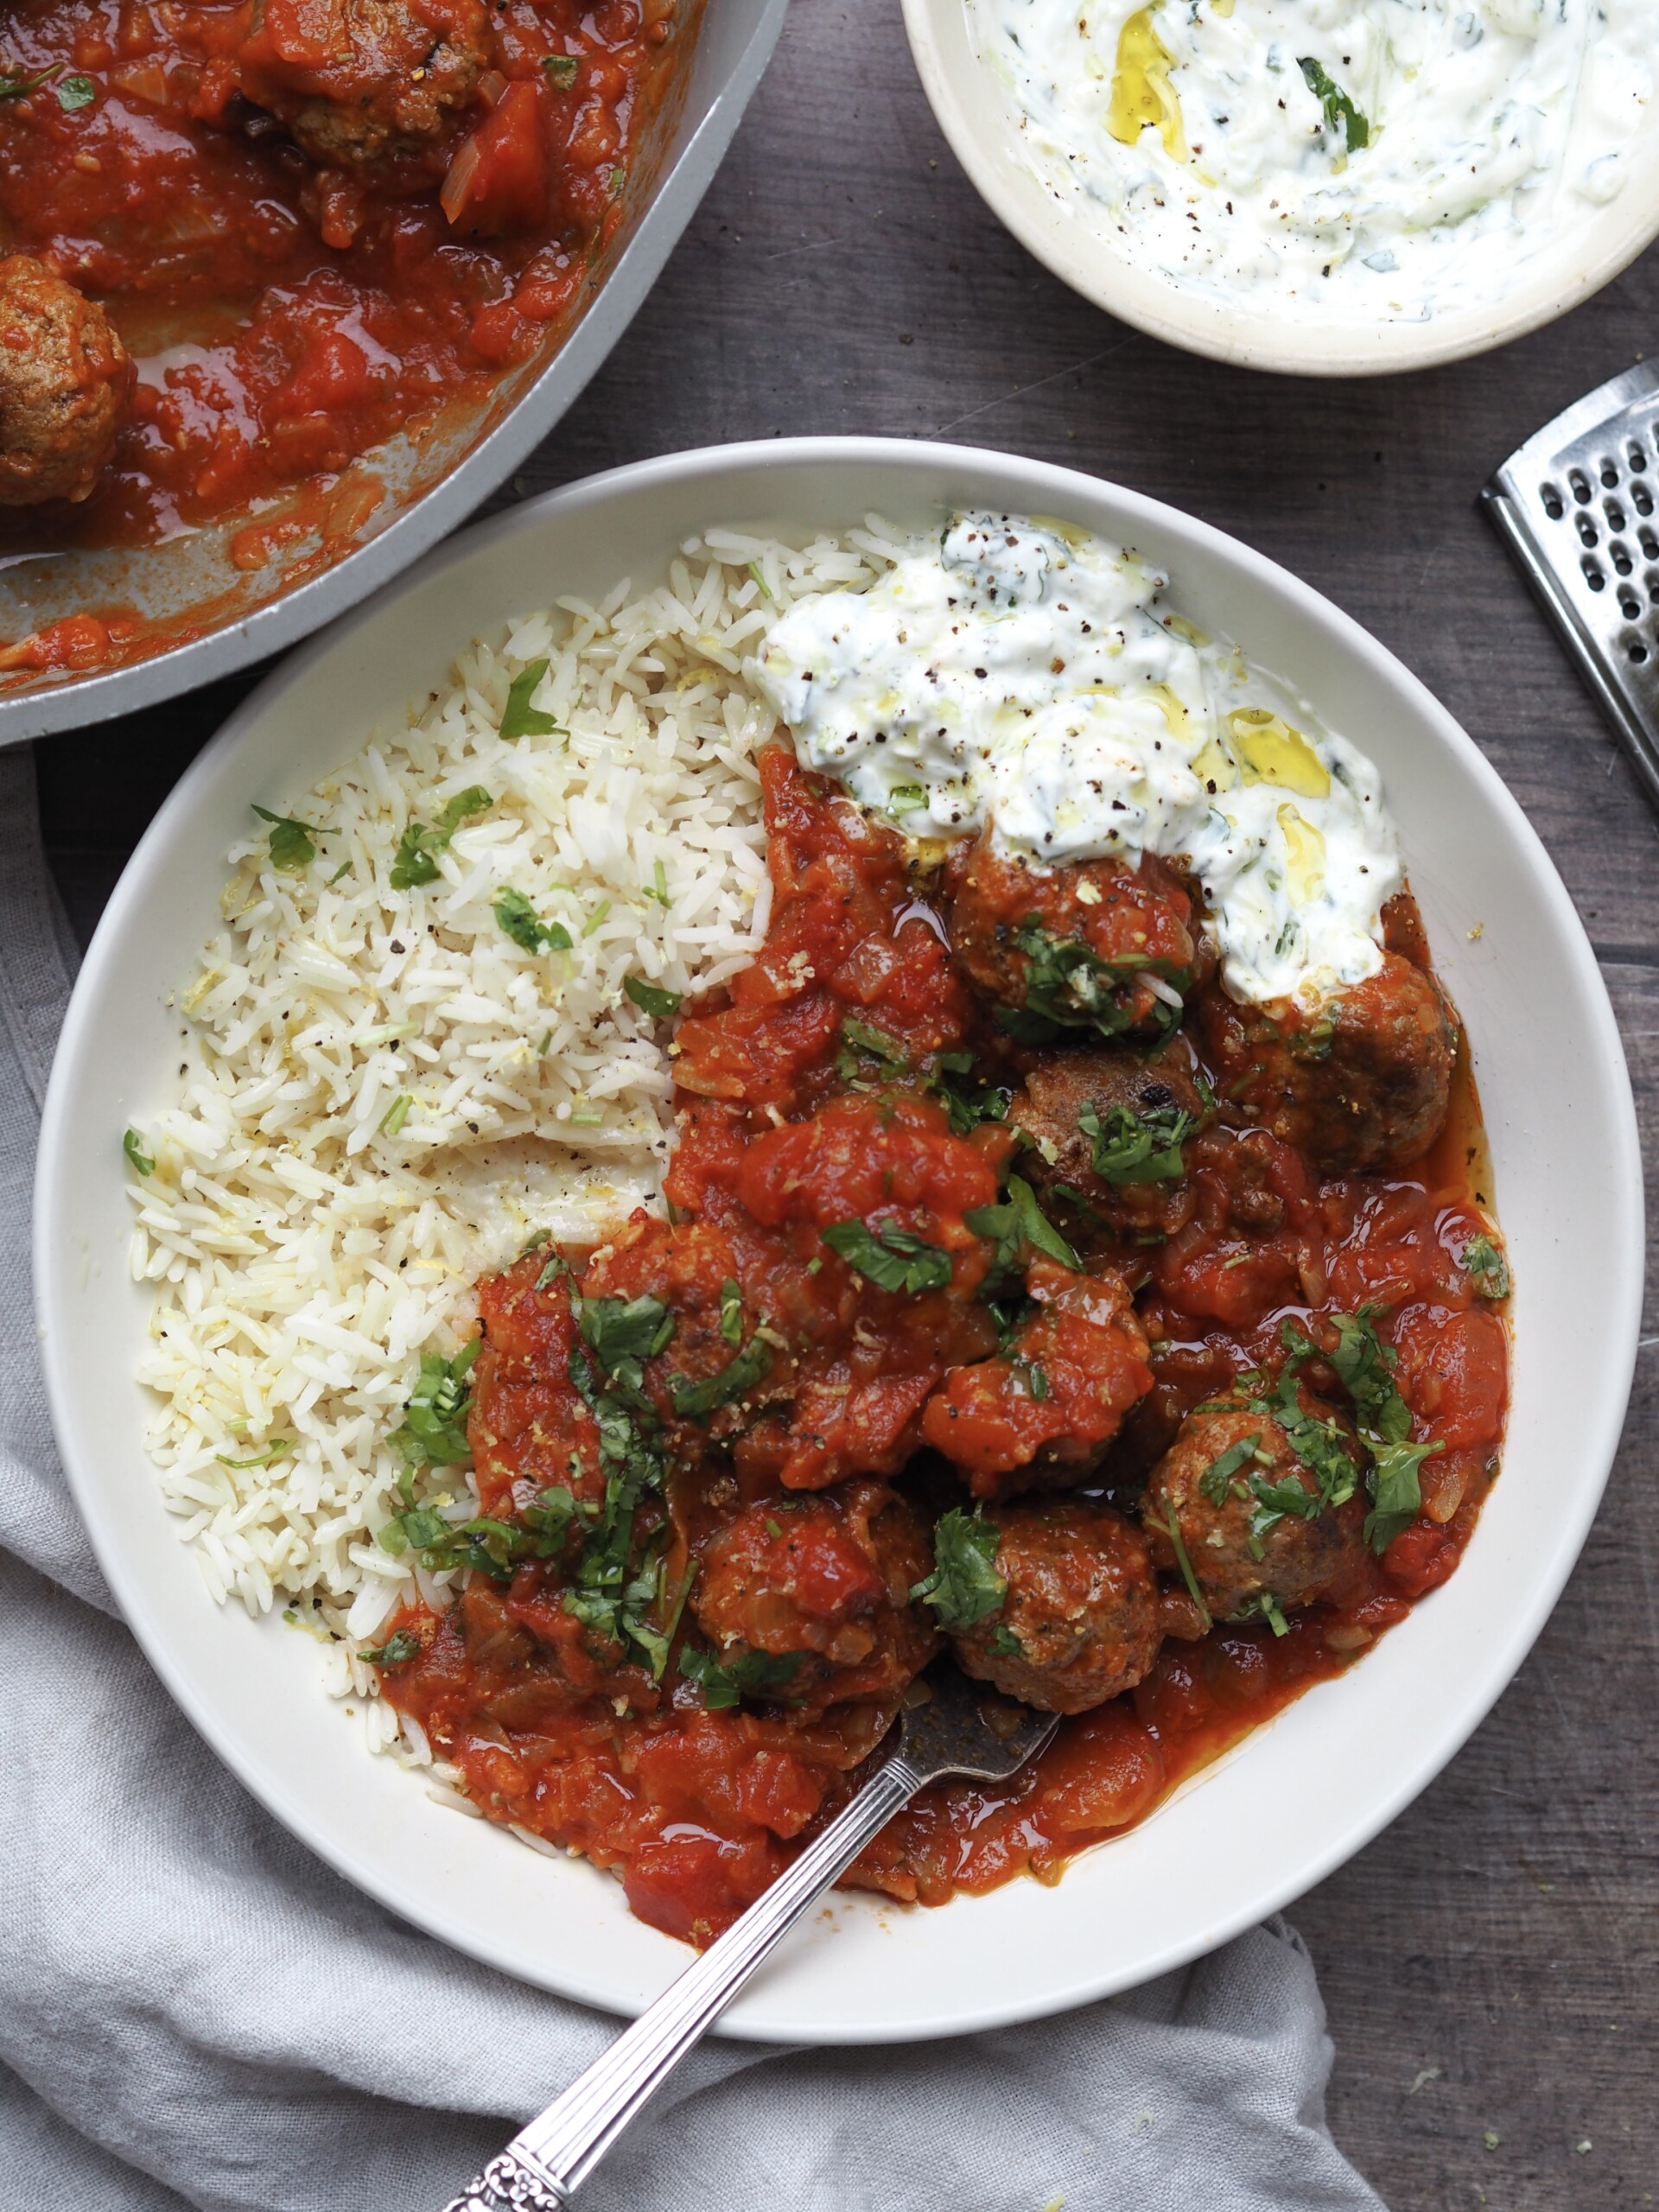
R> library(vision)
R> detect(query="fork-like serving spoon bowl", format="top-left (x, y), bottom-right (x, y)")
top-left (442, 1667), bottom-right (1058, 2210)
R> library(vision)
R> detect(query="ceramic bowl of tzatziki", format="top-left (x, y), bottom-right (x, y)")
top-left (903, 0), bottom-right (1659, 374)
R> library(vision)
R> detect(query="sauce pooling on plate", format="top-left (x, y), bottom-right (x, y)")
top-left (980, 0), bottom-right (1654, 322)
top-left (749, 512), bottom-right (1401, 1010)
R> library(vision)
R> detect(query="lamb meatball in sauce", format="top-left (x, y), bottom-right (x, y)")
top-left (950, 1500), bottom-right (1162, 1714)
top-left (234, 0), bottom-right (492, 172)
top-left (691, 1481), bottom-right (939, 1715)
top-left (0, 258), bottom-right (132, 506)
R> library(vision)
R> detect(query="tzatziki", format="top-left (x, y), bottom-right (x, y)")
top-left (748, 512), bottom-right (1403, 1011)
top-left (978, 0), bottom-right (1653, 322)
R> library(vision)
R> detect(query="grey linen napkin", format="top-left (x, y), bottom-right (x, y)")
top-left (0, 742), bottom-right (1385, 2212)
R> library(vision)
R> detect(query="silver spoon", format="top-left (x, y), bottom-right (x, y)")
top-left (441, 1667), bottom-right (1059, 2210)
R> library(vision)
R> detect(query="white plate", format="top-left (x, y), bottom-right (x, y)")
top-left (901, 0), bottom-right (1659, 378)
top-left (35, 438), bottom-right (1643, 2043)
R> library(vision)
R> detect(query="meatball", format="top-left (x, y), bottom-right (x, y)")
top-left (1141, 1401), bottom-right (1370, 1624)
top-left (1197, 906), bottom-right (1454, 1174)
top-left (0, 258), bottom-right (131, 506)
top-left (1010, 1041), bottom-right (1208, 1234)
top-left (943, 832), bottom-right (1202, 1042)
top-left (691, 1479), bottom-right (938, 1713)
top-left (236, 0), bottom-right (490, 170)
top-left (920, 1258), bottom-right (1154, 1500)
top-left (951, 1501), bottom-right (1161, 1714)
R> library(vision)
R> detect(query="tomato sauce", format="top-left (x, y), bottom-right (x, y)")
top-left (0, 0), bottom-right (677, 556)
top-left (378, 745), bottom-right (1510, 1949)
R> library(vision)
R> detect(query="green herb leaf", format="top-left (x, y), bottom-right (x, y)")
top-left (669, 1332), bottom-right (774, 1419)
top-left (359, 1627), bottom-right (421, 1668)
top-left (837, 1014), bottom-right (910, 1083)
top-left (822, 1217), bottom-right (954, 1294)
top-left (964, 1174), bottom-right (1080, 1277)
top-left (1198, 1431), bottom-right (1262, 1507)
top-left (573, 1293), bottom-right (675, 1405)
top-left (494, 886), bottom-right (570, 955)
top-left (215, 1437), bottom-right (294, 1469)
top-left (388, 1338), bottom-right (480, 1469)
top-left (435, 785), bottom-right (492, 835)
top-left (1363, 1440), bottom-right (1439, 1554)
top-left (124, 1127), bottom-right (155, 1176)
top-left (0, 64), bottom-right (59, 99)
top-left (747, 559), bottom-right (772, 600)
top-left (929, 1048), bottom-right (1012, 1135)
top-left (541, 52), bottom-right (579, 85)
top-left (251, 803), bottom-right (324, 873)
top-left (719, 1277), bottom-right (743, 1348)
top-left (987, 1624), bottom-right (1024, 1658)
top-left (1230, 1589), bottom-right (1290, 1637)
top-left (379, 1092), bottom-right (412, 1137)
top-left (1463, 1233), bottom-right (1510, 1300)
top-left (678, 1642), bottom-right (803, 1709)
top-left (624, 975), bottom-right (683, 1019)
top-left (1007, 918), bottom-right (1185, 1045)
top-left (1299, 55), bottom-right (1370, 151)
top-left (1148, 1503), bottom-right (1211, 1630)
top-left (644, 859), bottom-right (670, 907)
top-left (55, 72), bottom-right (95, 108)
top-left (499, 658), bottom-right (562, 740)
top-left (1079, 1098), bottom-right (1195, 1185)
top-left (390, 823), bottom-right (442, 889)
top-left (910, 1507), bottom-right (1006, 1629)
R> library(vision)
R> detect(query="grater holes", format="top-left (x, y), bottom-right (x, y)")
top-left (1600, 457), bottom-right (1621, 488)
top-left (1635, 480), bottom-right (1656, 517)
top-left (1620, 588), bottom-right (1642, 620)
top-left (1649, 572), bottom-right (1659, 602)
top-left (1606, 498), bottom-right (1628, 531)
top-left (1583, 556), bottom-right (1606, 589)
top-left (1643, 527), bottom-right (1659, 560)
top-left (1613, 540), bottom-right (1634, 575)
top-left (1630, 442), bottom-right (1649, 473)
top-left (1541, 481), bottom-right (1566, 518)
top-left (1577, 512), bottom-right (1599, 547)
top-left (1630, 640), bottom-right (1650, 666)
top-left (1569, 467), bottom-right (1593, 503)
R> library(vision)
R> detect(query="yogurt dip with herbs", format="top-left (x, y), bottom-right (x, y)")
top-left (979, 0), bottom-right (1653, 322)
top-left (749, 512), bottom-right (1402, 1011)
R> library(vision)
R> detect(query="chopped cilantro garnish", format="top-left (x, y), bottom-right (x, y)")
top-left (215, 1437), bottom-right (294, 1469)
top-left (388, 1338), bottom-right (480, 1469)
top-left (1198, 1432), bottom-right (1262, 1507)
top-left (1280, 1313), bottom-right (1440, 1553)
top-left (388, 790), bottom-right (490, 890)
top-left (719, 1277), bottom-right (743, 1348)
top-left (965, 1174), bottom-right (1080, 1276)
top-left (1230, 1589), bottom-right (1290, 1637)
top-left (1147, 1503), bottom-right (1211, 1630)
top-left (644, 859), bottom-right (670, 907)
top-left (124, 1128), bottom-right (155, 1176)
top-left (1079, 1097), bottom-right (1195, 1185)
top-left (1027, 1362), bottom-right (1050, 1402)
top-left (252, 803), bottom-right (326, 873)
top-left (625, 976), bottom-right (683, 1019)
top-left (910, 1506), bottom-right (1006, 1629)
top-left (379, 1092), bottom-right (412, 1137)
top-left (359, 1627), bottom-right (421, 1669)
top-left (541, 52), bottom-right (579, 86)
top-left (930, 1048), bottom-right (1012, 1135)
top-left (679, 1642), bottom-right (803, 1709)
top-left (1001, 918), bottom-right (1185, 1046)
top-left (499, 658), bottom-right (563, 740)
top-left (1463, 1233), bottom-right (1510, 1300)
top-left (54, 72), bottom-right (94, 108)
top-left (821, 1217), bottom-right (954, 1294)
top-left (494, 887), bottom-right (572, 954)
top-left (669, 1332), bottom-right (773, 1420)
top-left (837, 1015), bottom-right (910, 1082)
top-left (573, 1293), bottom-right (674, 1387)
top-left (987, 1625), bottom-right (1024, 1658)
top-left (1299, 56), bottom-right (1370, 152)
top-left (747, 560), bottom-right (772, 600)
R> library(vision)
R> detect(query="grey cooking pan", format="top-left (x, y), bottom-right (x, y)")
top-left (0, 0), bottom-right (789, 744)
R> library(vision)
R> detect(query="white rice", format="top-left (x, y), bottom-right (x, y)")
top-left (128, 520), bottom-right (909, 1643)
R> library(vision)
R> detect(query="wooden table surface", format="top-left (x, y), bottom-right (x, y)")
top-left (34, 4), bottom-right (1659, 2204)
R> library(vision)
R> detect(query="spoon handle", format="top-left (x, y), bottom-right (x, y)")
top-left (442, 1755), bottom-right (920, 2210)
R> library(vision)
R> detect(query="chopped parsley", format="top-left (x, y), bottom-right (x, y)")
top-left (573, 1292), bottom-right (674, 1391)
top-left (388, 1338), bottom-right (480, 1469)
top-left (0, 62), bottom-right (96, 109)
top-left (1147, 1503), bottom-right (1211, 1631)
top-left (1463, 1233), bottom-right (1510, 1300)
top-left (836, 1015), bottom-right (910, 1083)
top-left (359, 1627), bottom-right (421, 1669)
top-left (669, 1332), bottom-right (773, 1420)
top-left (388, 788), bottom-right (492, 888)
top-left (1230, 1589), bottom-right (1290, 1637)
top-left (252, 803), bottom-right (327, 873)
top-left (494, 887), bottom-right (573, 954)
top-left (499, 658), bottom-right (564, 740)
top-left (1198, 1431), bottom-right (1263, 1508)
top-left (930, 1048), bottom-right (1012, 1135)
top-left (625, 976), bottom-right (683, 1019)
top-left (124, 1128), bottom-right (155, 1176)
top-left (910, 1507), bottom-right (1006, 1629)
top-left (679, 1642), bottom-right (803, 1710)
top-left (215, 1437), bottom-right (294, 1469)
top-left (644, 859), bottom-right (670, 907)
top-left (54, 72), bottom-right (94, 108)
top-left (821, 1217), bottom-right (954, 1294)
top-left (1001, 918), bottom-right (1184, 1046)
top-left (987, 1625), bottom-right (1024, 1658)
top-left (1299, 56), bottom-right (1370, 152)
top-left (1079, 1097), bottom-right (1196, 1185)
top-left (1281, 1313), bottom-right (1441, 1554)
top-left (541, 52), bottom-right (579, 86)
top-left (719, 1277), bottom-right (743, 1348)
top-left (965, 1174), bottom-right (1080, 1276)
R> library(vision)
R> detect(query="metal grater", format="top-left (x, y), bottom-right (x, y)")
top-left (1483, 359), bottom-right (1659, 810)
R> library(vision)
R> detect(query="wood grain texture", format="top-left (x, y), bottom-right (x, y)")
top-left (34, 3), bottom-right (1659, 2204)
